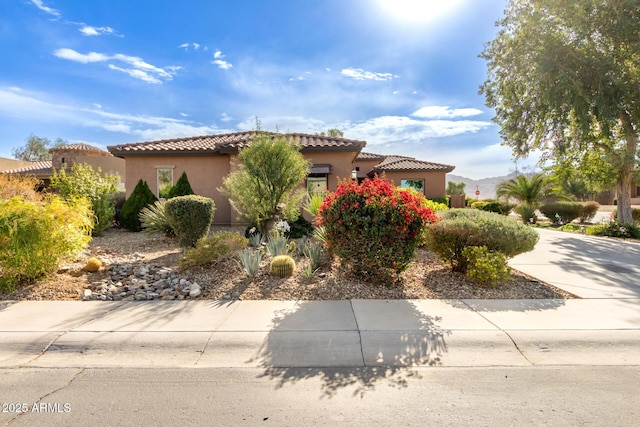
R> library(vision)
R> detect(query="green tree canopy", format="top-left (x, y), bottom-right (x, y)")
top-left (315, 129), bottom-right (344, 138)
top-left (12, 134), bottom-right (66, 161)
top-left (446, 181), bottom-right (466, 196)
top-left (220, 133), bottom-right (310, 233)
top-left (480, 0), bottom-right (640, 223)
top-left (496, 174), bottom-right (553, 207)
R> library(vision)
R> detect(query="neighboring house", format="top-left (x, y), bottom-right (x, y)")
top-left (0, 143), bottom-right (126, 189)
top-left (108, 132), bottom-right (455, 225)
top-left (0, 157), bottom-right (32, 172)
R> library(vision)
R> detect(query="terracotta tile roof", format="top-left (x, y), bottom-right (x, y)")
top-left (108, 132), bottom-right (366, 156)
top-left (370, 155), bottom-right (455, 174)
top-left (356, 152), bottom-right (386, 160)
top-left (50, 143), bottom-right (107, 153)
top-left (0, 160), bottom-right (53, 176)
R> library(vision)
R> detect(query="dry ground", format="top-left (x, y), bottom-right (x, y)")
top-left (0, 227), bottom-right (576, 301)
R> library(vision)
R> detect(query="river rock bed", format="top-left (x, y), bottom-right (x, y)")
top-left (83, 261), bottom-right (201, 301)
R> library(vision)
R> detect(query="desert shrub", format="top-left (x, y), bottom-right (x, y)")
top-left (50, 163), bottom-right (120, 236)
top-left (121, 180), bottom-right (158, 231)
top-left (402, 188), bottom-right (448, 212)
top-left (0, 174), bottom-right (42, 201)
top-left (179, 231), bottom-right (246, 268)
top-left (587, 222), bottom-right (640, 239)
top-left (539, 202), bottom-right (584, 225)
top-left (0, 196), bottom-right (92, 290)
top-left (219, 133), bottom-right (309, 233)
top-left (427, 197), bottom-right (449, 205)
top-left (424, 209), bottom-right (539, 272)
top-left (472, 200), bottom-right (514, 215)
top-left (579, 201), bottom-right (600, 223)
top-left (317, 176), bottom-right (438, 280)
top-left (140, 200), bottom-right (175, 237)
top-left (305, 192), bottom-right (326, 217)
top-left (167, 171), bottom-right (195, 199)
top-left (612, 208), bottom-right (640, 224)
top-left (462, 246), bottom-right (512, 287)
top-left (286, 215), bottom-right (313, 238)
top-left (111, 191), bottom-right (126, 225)
top-left (514, 202), bottom-right (538, 224)
top-left (164, 195), bottom-right (216, 247)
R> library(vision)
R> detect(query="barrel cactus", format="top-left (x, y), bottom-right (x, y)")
top-left (269, 255), bottom-right (296, 277)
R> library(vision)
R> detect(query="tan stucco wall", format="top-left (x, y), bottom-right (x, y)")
top-left (0, 157), bottom-right (32, 172)
top-left (352, 159), bottom-right (381, 179)
top-left (304, 151), bottom-right (357, 190)
top-left (76, 156), bottom-right (126, 183)
top-left (123, 155), bottom-right (232, 225)
top-left (384, 171), bottom-right (448, 199)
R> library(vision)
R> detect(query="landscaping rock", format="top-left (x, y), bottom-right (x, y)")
top-left (82, 259), bottom-right (200, 302)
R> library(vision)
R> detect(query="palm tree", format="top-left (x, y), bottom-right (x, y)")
top-left (496, 174), bottom-right (552, 207)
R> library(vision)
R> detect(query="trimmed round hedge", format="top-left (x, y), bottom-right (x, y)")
top-left (424, 208), bottom-right (539, 272)
top-left (164, 195), bottom-right (216, 247)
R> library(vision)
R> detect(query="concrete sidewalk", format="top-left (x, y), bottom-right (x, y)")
top-left (1, 227), bottom-right (640, 370)
top-left (1, 298), bottom-right (639, 369)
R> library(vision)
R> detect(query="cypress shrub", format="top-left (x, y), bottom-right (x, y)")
top-left (120, 180), bottom-right (157, 231)
top-left (164, 195), bottom-right (216, 247)
top-left (167, 171), bottom-right (195, 198)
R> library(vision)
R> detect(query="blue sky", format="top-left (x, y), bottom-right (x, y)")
top-left (0, 0), bottom-right (539, 179)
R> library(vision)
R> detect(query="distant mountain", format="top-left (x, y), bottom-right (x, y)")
top-left (446, 172), bottom-right (520, 200)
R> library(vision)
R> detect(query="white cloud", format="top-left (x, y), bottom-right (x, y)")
top-left (180, 112), bottom-right (190, 117)
top-left (179, 42), bottom-right (203, 51)
top-left (108, 64), bottom-right (162, 84)
top-left (220, 112), bottom-right (233, 122)
top-left (341, 68), bottom-right (398, 81)
top-left (53, 48), bottom-right (180, 84)
top-left (79, 25), bottom-right (116, 36)
top-left (31, 0), bottom-right (60, 17)
top-left (0, 87), bottom-right (227, 142)
top-left (412, 105), bottom-right (483, 119)
top-left (212, 50), bottom-right (233, 69)
top-left (345, 115), bottom-right (492, 144)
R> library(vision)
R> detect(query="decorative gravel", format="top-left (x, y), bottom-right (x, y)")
top-left (0, 227), bottom-right (577, 301)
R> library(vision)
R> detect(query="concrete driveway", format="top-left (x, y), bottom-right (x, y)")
top-left (510, 227), bottom-right (640, 298)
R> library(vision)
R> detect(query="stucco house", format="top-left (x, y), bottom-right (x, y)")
top-left (108, 132), bottom-right (455, 225)
top-left (0, 143), bottom-right (126, 188)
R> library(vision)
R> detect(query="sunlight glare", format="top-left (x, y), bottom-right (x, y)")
top-left (378, 0), bottom-right (465, 23)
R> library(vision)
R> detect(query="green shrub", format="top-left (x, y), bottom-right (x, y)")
top-left (0, 196), bottom-right (92, 290)
top-left (427, 197), bottom-right (449, 205)
top-left (462, 246), bottom-right (512, 287)
top-left (424, 209), bottom-right (539, 272)
top-left (111, 191), bottom-right (126, 224)
top-left (612, 208), bottom-right (640, 224)
top-left (579, 201), bottom-right (600, 223)
top-left (179, 231), bottom-right (247, 268)
top-left (286, 215), bottom-right (314, 238)
top-left (167, 171), bottom-right (195, 199)
top-left (472, 200), bottom-right (514, 215)
top-left (539, 202), bottom-right (584, 225)
top-left (317, 176), bottom-right (438, 280)
top-left (140, 200), bottom-right (174, 237)
top-left (514, 202), bottom-right (538, 224)
top-left (587, 222), bottom-right (640, 239)
top-left (164, 195), bottom-right (216, 247)
top-left (121, 180), bottom-right (157, 231)
top-left (305, 192), bottom-right (326, 217)
top-left (50, 162), bottom-right (120, 236)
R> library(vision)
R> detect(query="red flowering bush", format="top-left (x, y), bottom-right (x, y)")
top-left (316, 176), bottom-right (438, 281)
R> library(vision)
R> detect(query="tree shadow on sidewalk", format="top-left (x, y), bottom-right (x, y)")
top-left (249, 300), bottom-right (449, 398)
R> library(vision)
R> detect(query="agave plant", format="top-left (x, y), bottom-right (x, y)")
top-left (238, 248), bottom-right (262, 278)
top-left (265, 232), bottom-right (288, 256)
